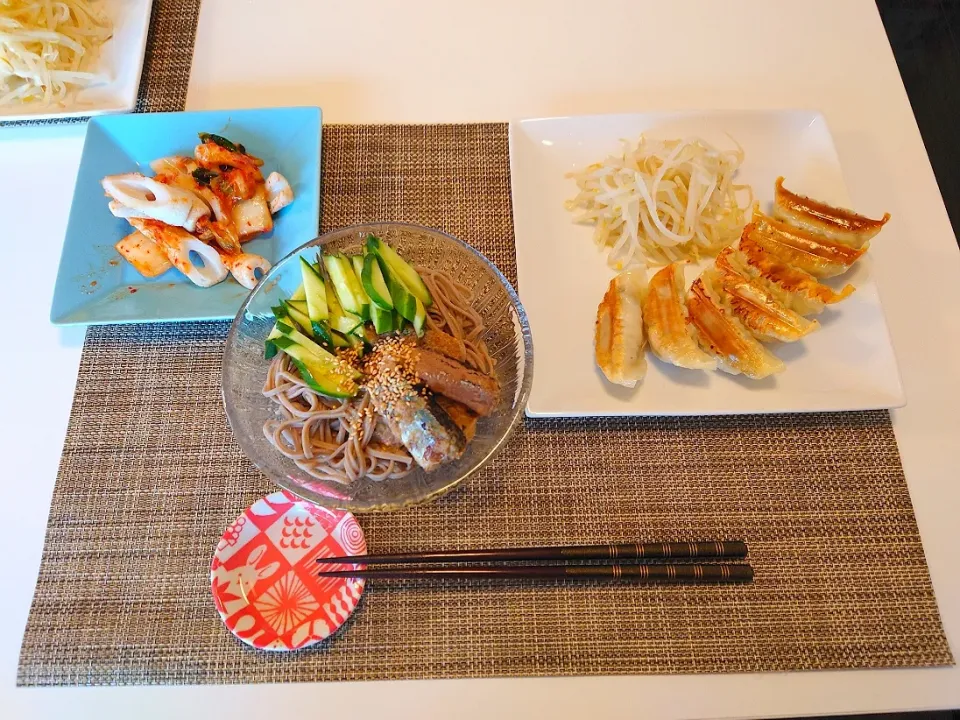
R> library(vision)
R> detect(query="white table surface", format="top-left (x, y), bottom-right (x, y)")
top-left (3, 0), bottom-right (958, 717)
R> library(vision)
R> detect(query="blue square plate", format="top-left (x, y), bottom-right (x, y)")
top-left (50, 106), bottom-right (322, 325)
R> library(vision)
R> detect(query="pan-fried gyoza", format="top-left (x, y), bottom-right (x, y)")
top-left (747, 209), bottom-right (867, 279)
top-left (594, 269), bottom-right (648, 387)
top-left (687, 274), bottom-right (785, 379)
top-left (594, 178), bottom-right (890, 383)
top-left (641, 263), bottom-right (716, 371)
top-left (773, 176), bottom-right (890, 248)
top-left (705, 265), bottom-right (819, 344)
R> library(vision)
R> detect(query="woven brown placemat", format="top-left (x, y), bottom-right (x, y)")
top-left (133, 0), bottom-right (202, 114)
top-left (1, 0), bottom-right (200, 126)
top-left (17, 123), bottom-right (953, 685)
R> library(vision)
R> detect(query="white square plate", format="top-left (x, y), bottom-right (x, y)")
top-left (0, 0), bottom-right (153, 122)
top-left (509, 110), bottom-right (904, 417)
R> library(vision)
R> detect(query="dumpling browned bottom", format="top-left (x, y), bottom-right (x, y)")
top-left (705, 266), bottom-right (819, 343)
top-left (686, 275), bottom-right (785, 380)
top-left (774, 176), bottom-right (890, 248)
top-left (747, 209), bottom-right (867, 278)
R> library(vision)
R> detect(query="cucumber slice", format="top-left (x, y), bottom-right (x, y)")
top-left (323, 272), bottom-right (364, 334)
top-left (366, 235), bottom-right (432, 305)
top-left (350, 255), bottom-right (372, 319)
top-left (332, 313), bottom-right (365, 335)
top-left (325, 278), bottom-right (344, 318)
top-left (311, 321), bottom-right (335, 348)
top-left (290, 357), bottom-right (356, 398)
top-left (370, 301), bottom-right (394, 334)
top-left (266, 322), bottom-right (283, 357)
top-left (290, 284), bottom-right (306, 302)
top-left (328, 327), bottom-right (352, 349)
top-left (329, 327), bottom-right (365, 353)
top-left (274, 302), bottom-right (310, 338)
top-left (285, 303), bottom-right (332, 347)
top-left (287, 299), bottom-right (309, 314)
top-left (322, 254), bottom-right (366, 316)
top-left (273, 336), bottom-right (358, 398)
top-left (378, 255), bottom-right (418, 322)
top-left (274, 321), bottom-right (334, 364)
top-left (283, 300), bottom-right (315, 338)
top-left (350, 256), bottom-right (366, 293)
top-left (361, 252), bottom-right (393, 310)
top-left (275, 321), bottom-right (329, 358)
top-left (299, 257), bottom-right (329, 322)
top-left (275, 322), bottom-right (361, 379)
top-left (412, 297), bottom-right (427, 337)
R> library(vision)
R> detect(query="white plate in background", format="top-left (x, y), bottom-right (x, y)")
top-left (0, 0), bottom-right (153, 122)
top-left (509, 110), bottom-right (904, 417)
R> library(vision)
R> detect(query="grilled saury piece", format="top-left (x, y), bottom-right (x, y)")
top-left (686, 275), bottom-right (785, 380)
top-left (595, 269), bottom-right (647, 387)
top-left (705, 266), bottom-right (819, 343)
top-left (720, 239), bottom-right (855, 316)
top-left (435, 396), bottom-right (479, 442)
top-left (421, 328), bottom-right (468, 364)
top-left (747, 209), bottom-right (867, 278)
top-left (774, 176), bottom-right (890, 248)
top-left (413, 348), bottom-right (499, 416)
top-left (370, 413), bottom-right (402, 448)
top-left (642, 263), bottom-right (716, 370)
top-left (365, 352), bottom-right (466, 471)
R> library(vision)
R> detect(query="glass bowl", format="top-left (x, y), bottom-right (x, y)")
top-left (222, 222), bottom-right (534, 512)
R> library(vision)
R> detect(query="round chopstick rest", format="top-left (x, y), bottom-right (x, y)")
top-left (210, 490), bottom-right (367, 651)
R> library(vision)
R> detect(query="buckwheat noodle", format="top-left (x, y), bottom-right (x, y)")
top-left (419, 266), bottom-right (495, 376)
top-left (262, 267), bottom-right (496, 486)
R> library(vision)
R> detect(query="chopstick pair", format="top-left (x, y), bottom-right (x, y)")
top-left (317, 540), bottom-right (753, 584)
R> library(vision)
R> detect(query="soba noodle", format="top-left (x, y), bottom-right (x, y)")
top-left (262, 266), bottom-right (495, 486)
top-left (419, 266), bottom-right (495, 376)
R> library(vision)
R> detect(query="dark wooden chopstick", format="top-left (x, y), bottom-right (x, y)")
top-left (318, 540), bottom-right (747, 566)
top-left (318, 563), bottom-right (753, 584)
